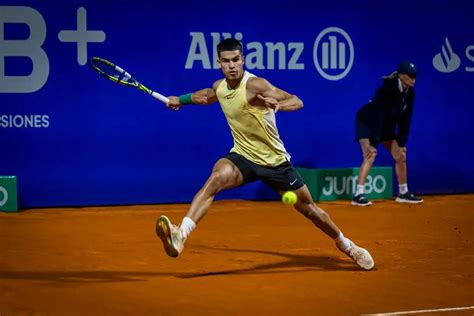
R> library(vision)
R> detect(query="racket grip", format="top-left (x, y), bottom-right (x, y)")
top-left (151, 91), bottom-right (170, 104)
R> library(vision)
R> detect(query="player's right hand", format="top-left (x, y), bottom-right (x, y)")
top-left (257, 94), bottom-right (281, 113)
top-left (166, 96), bottom-right (182, 111)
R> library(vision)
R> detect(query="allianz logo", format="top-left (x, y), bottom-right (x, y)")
top-left (322, 175), bottom-right (387, 196)
top-left (0, 186), bottom-right (8, 207)
top-left (433, 37), bottom-right (474, 73)
top-left (185, 27), bottom-right (354, 81)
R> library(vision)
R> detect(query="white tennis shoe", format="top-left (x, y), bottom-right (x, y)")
top-left (337, 240), bottom-right (375, 270)
top-left (156, 215), bottom-right (185, 257)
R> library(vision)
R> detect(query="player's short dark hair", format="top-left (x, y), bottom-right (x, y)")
top-left (217, 38), bottom-right (243, 57)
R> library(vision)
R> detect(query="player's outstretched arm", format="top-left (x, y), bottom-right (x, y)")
top-left (166, 80), bottom-right (222, 111)
top-left (247, 77), bottom-right (303, 112)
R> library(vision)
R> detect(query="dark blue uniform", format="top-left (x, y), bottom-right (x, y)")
top-left (355, 77), bottom-right (415, 147)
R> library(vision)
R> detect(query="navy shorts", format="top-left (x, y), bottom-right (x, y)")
top-left (355, 118), bottom-right (395, 145)
top-left (355, 118), bottom-right (372, 141)
top-left (224, 152), bottom-right (305, 192)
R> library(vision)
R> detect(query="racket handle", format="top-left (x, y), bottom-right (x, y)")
top-left (151, 91), bottom-right (170, 104)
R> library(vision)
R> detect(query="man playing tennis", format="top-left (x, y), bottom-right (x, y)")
top-left (156, 38), bottom-right (374, 270)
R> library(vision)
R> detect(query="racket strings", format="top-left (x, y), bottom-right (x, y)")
top-left (89, 56), bottom-right (168, 103)
top-left (113, 65), bottom-right (133, 83)
top-left (91, 58), bottom-right (135, 85)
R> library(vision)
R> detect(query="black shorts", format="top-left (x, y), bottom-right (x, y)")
top-left (355, 118), bottom-right (395, 145)
top-left (224, 152), bottom-right (305, 192)
top-left (355, 117), bottom-right (372, 140)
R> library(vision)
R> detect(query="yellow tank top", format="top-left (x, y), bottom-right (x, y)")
top-left (216, 71), bottom-right (290, 167)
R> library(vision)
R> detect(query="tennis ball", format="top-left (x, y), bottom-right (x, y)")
top-left (282, 191), bottom-right (298, 205)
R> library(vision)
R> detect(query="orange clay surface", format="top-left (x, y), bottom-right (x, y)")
top-left (0, 195), bottom-right (473, 316)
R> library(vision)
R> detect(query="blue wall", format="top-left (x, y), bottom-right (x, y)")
top-left (1, 0), bottom-right (473, 207)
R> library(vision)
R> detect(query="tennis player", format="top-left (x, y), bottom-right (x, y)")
top-left (156, 38), bottom-right (374, 270)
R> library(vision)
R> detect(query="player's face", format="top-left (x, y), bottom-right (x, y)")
top-left (399, 73), bottom-right (416, 89)
top-left (218, 50), bottom-right (244, 81)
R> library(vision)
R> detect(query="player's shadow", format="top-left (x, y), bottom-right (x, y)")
top-left (175, 245), bottom-right (362, 278)
top-left (0, 246), bottom-right (366, 283)
top-left (0, 270), bottom-right (171, 283)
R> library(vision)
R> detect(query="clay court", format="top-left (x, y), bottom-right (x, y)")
top-left (0, 194), bottom-right (473, 315)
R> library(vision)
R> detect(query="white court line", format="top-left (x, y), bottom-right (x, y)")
top-left (361, 305), bottom-right (474, 315)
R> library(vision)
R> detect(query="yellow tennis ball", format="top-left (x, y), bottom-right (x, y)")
top-left (282, 191), bottom-right (298, 205)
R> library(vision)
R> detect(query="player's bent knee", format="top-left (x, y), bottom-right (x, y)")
top-left (208, 169), bottom-right (239, 193)
top-left (206, 171), bottom-right (227, 193)
top-left (294, 192), bottom-right (311, 205)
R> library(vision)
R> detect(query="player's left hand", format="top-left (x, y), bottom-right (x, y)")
top-left (257, 94), bottom-right (281, 113)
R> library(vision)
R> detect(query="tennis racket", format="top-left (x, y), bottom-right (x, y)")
top-left (89, 57), bottom-right (169, 104)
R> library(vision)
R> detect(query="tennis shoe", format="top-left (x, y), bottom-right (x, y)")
top-left (156, 215), bottom-right (184, 257)
top-left (352, 194), bottom-right (372, 206)
top-left (396, 192), bottom-right (423, 204)
top-left (337, 240), bottom-right (375, 270)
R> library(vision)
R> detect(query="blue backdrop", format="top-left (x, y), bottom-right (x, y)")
top-left (1, 0), bottom-right (473, 207)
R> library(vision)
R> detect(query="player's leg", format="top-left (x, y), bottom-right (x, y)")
top-left (262, 163), bottom-right (374, 270)
top-left (292, 185), bottom-right (340, 238)
top-left (288, 185), bottom-right (374, 270)
top-left (156, 154), bottom-right (254, 257)
top-left (262, 164), bottom-right (341, 238)
top-left (383, 140), bottom-right (423, 204)
top-left (185, 158), bottom-right (244, 223)
top-left (353, 138), bottom-right (377, 206)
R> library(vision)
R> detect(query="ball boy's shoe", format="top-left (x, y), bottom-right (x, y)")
top-left (396, 192), bottom-right (424, 204)
top-left (351, 194), bottom-right (372, 206)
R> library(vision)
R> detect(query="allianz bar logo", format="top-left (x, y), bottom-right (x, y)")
top-left (185, 27), bottom-right (354, 81)
top-left (297, 167), bottom-right (393, 201)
